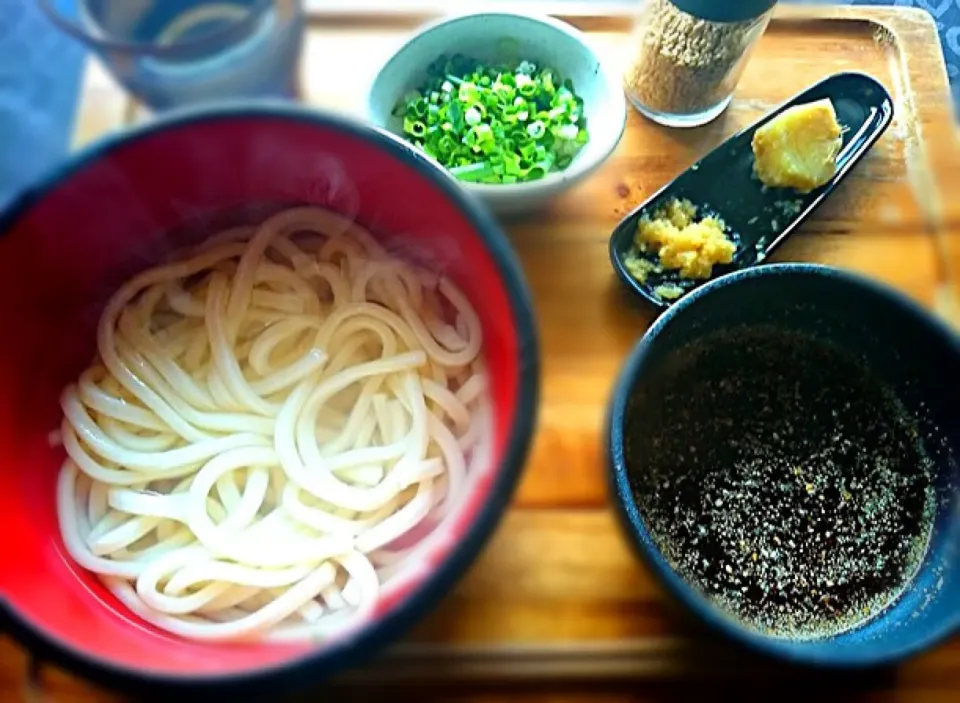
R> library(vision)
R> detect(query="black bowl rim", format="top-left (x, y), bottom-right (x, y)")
top-left (0, 101), bottom-right (541, 697)
top-left (606, 262), bottom-right (960, 668)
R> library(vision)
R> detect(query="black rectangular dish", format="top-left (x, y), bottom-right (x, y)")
top-left (609, 71), bottom-right (895, 310)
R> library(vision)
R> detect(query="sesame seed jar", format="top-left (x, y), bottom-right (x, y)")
top-left (623, 0), bottom-right (777, 128)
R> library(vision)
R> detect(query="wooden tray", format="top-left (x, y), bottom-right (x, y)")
top-left (8, 3), bottom-right (960, 700)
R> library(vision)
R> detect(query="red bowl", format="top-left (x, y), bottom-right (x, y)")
top-left (0, 105), bottom-right (538, 695)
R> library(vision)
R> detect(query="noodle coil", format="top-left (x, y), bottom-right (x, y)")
top-left (55, 206), bottom-right (491, 642)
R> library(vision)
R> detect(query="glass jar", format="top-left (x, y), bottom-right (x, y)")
top-left (38, 0), bottom-right (305, 112)
top-left (623, 0), bottom-right (777, 128)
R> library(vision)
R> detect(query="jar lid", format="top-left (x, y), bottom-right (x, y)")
top-left (670, 0), bottom-right (777, 23)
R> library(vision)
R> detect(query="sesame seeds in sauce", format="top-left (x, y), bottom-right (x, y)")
top-left (627, 327), bottom-right (936, 639)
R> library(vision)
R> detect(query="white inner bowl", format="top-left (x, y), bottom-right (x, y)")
top-left (367, 12), bottom-right (627, 215)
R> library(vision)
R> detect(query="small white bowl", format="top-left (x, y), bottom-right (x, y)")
top-left (367, 12), bottom-right (627, 216)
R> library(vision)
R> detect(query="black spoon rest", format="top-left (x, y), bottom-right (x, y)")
top-left (609, 71), bottom-right (895, 311)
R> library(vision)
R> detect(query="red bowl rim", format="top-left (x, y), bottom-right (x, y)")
top-left (0, 103), bottom-right (540, 697)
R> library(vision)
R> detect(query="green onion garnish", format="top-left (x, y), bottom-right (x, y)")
top-left (393, 53), bottom-right (590, 185)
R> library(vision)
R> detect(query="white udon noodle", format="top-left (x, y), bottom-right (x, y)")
top-left (55, 205), bottom-right (492, 643)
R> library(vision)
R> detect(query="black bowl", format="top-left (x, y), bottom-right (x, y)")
top-left (606, 263), bottom-right (960, 666)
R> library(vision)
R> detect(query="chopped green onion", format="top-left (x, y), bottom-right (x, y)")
top-left (392, 52), bottom-right (590, 184)
top-left (450, 162), bottom-right (495, 182)
top-left (403, 116), bottom-right (427, 138)
top-left (458, 82), bottom-right (480, 104)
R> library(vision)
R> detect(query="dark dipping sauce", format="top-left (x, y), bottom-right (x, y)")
top-left (627, 327), bottom-right (936, 639)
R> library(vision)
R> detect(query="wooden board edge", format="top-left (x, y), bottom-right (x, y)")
top-left (858, 8), bottom-right (960, 323)
top-left (8, 638), bottom-right (879, 690)
top-left (334, 638), bottom-right (731, 684)
top-left (15, 635), bottom-right (960, 697)
top-left (304, 2), bottom-right (634, 30)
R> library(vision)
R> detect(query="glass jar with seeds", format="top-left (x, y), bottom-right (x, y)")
top-left (623, 0), bottom-right (777, 128)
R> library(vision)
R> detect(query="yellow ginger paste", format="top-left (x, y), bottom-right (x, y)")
top-left (752, 98), bottom-right (843, 193)
top-left (625, 198), bottom-right (736, 291)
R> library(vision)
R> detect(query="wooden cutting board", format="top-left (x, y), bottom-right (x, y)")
top-left (6, 4), bottom-right (960, 701)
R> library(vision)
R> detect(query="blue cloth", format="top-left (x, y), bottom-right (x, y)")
top-left (0, 1), bottom-right (957, 211)
top-left (0, 1), bottom-right (84, 211)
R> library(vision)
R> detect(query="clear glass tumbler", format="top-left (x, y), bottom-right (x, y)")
top-left (623, 0), bottom-right (776, 128)
top-left (38, 0), bottom-right (305, 112)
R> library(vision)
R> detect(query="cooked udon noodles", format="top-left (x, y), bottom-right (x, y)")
top-left (55, 206), bottom-right (491, 642)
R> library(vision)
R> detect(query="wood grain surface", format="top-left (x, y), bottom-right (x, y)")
top-left (8, 4), bottom-right (960, 702)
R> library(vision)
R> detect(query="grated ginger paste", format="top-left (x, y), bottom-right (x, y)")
top-left (751, 98), bottom-right (843, 193)
top-left (625, 198), bottom-right (736, 294)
